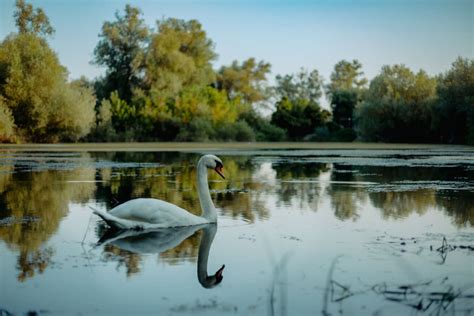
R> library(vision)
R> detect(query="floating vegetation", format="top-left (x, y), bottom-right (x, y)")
top-left (0, 216), bottom-right (40, 226)
top-left (323, 257), bottom-right (474, 315)
top-left (367, 180), bottom-right (474, 193)
top-left (0, 151), bottom-right (163, 172)
top-left (210, 188), bottom-right (249, 194)
top-left (430, 236), bottom-right (474, 264)
top-left (373, 278), bottom-right (474, 314)
top-left (369, 234), bottom-right (474, 265)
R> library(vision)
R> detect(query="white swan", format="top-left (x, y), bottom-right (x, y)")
top-left (97, 224), bottom-right (225, 288)
top-left (92, 154), bottom-right (225, 229)
top-left (197, 225), bottom-right (225, 288)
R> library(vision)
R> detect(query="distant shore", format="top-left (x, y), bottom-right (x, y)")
top-left (0, 142), bottom-right (472, 152)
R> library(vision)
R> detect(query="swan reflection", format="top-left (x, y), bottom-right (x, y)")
top-left (97, 224), bottom-right (225, 288)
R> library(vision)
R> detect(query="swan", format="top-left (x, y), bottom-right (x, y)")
top-left (92, 154), bottom-right (225, 229)
top-left (197, 225), bottom-right (225, 288)
top-left (97, 224), bottom-right (225, 288)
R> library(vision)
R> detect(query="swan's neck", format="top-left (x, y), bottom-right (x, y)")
top-left (197, 160), bottom-right (217, 222)
top-left (197, 225), bottom-right (217, 285)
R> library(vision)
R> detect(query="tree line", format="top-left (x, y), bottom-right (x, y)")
top-left (0, 1), bottom-right (473, 144)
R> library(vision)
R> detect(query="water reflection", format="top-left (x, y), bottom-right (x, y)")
top-left (437, 192), bottom-right (474, 226)
top-left (0, 150), bottom-right (473, 283)
top-left (273, 162), bottom-right (329, 209)
top-left (97, 224), bottom-right (225, 288)
top-left (326, 164), bottom-right (366, 220)
top-left (94, 154), bottom-right (267, 222)
top-left (270, 161), bottom-right (474, 225)
top-left (0, 155), bottom-right (95, 281)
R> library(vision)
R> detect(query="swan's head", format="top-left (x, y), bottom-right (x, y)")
top-left (200, 154), bottom-right (225, 179)
top-left (201, 264), bottom-right (225, 288)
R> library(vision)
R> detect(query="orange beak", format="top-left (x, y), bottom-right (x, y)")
top-left (214, 165), bottom-right (225, 179)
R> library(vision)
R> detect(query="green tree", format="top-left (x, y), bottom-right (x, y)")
top-left (239, 110), bottom-right (287, 141)
top-left (325, 59), bottom-right (367, 97)
top-left (14, 0), bottom-right (54, 37)
top-left (145, 18), bottom-right (216, 97)
top-left (216, 58), bottom-right (271, 104)
top-left (275, 68), bottom-right (324, 103)
top-left (0, 34), bottom-right (63, 138)
top-left (355, 64), bottom-right (437, 142)
top-left (0, 2), bottom-right (95, 142)
top-left (46, 80), bottom-right (96, 142)
top-left (271, 68), bottom-right (327, 140)
top-left (0, 96), bottom-right (16, 142)
top-left (271, 97), bottom-right (329, 140)
top-left (435, 57), bottom-right (474, 144)
top-left (330, 89), bottom-right (358, 129)
top-left (93, 5), bottom-right (149, 102)
top-left (326, 60), bottom-right (367, 131)
top-left (171, 86), bottom-right (246, 141)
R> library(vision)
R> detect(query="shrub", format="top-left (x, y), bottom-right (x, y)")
top-left (215, 120), bottom-right (255, 141)
top-left (0, 97), bottom-right (16, 143)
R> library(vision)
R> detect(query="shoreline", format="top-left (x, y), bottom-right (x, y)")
top-left (0, 142), bottom-right (473, 152)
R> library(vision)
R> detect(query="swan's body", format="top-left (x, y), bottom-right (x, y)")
top-left (93, 198), bottom-right (207, 229)
top-left (93, 155), bottom-right (225, 229)
top-left (97, 224), bottom-right (225, 288)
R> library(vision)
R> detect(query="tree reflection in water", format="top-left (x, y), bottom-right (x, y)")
top-left (326, 164), bottom-right (367, 220)
top-left (272, 162), bottom-right (329, 209)
top-left (0, 153), bottom-right (95, 281)
top-left (271, 160), bottom-right (474, 225)
top-left (0, 150), bottom-right (472, 282)
top-left (437, 192), bottom-right (474, 227)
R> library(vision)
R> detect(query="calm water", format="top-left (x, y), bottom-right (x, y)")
top-left (0, 145), bottom-right (473, 315)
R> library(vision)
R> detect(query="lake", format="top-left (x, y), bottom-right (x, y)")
top-left (0, 143), bottom-right (473, 315)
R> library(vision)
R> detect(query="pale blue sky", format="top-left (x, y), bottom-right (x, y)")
top-left (1, 0), bottom-right (473, 84)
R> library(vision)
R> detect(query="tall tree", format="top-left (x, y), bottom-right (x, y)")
top-left (0, 1), bottom-right (95, 142)
top-left (145, 18), bottom-right (216, 97)
top-left (271, 68), bottom-right (326, 140)
top-left (0, 34), bottom-right (95, 142)
top-left (14, 0), bottom-right (54, 37)
top-left (271, 97), bottom-right (329, 140)
top-left (216, 58), bottom-right (271, 104)
top-left (0, 96), bottom-right (16, 142)
top-left (93, 5), bottom-right (149, 102)
top-left (326, 59), bottom-right (367, 97)
top-left (275, 69), bottom-right (323, 103)
top-left (330, 89), bottom-right (358, 129)
top-left (326, 60), bottom-right (367, 130)
top-left (355, 64), bottom-right (437, 142)
top-left (435, 57), bottom-right (474, 144)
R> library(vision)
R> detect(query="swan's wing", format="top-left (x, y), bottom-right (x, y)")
top-left (108, 198), bottom-right (199, 226)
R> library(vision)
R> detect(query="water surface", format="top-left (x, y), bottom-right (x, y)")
top-left (0, 144), bottom-right (473, 315)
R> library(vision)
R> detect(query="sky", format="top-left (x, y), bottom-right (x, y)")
top-left (1, 0), bottom-right (473, 85)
